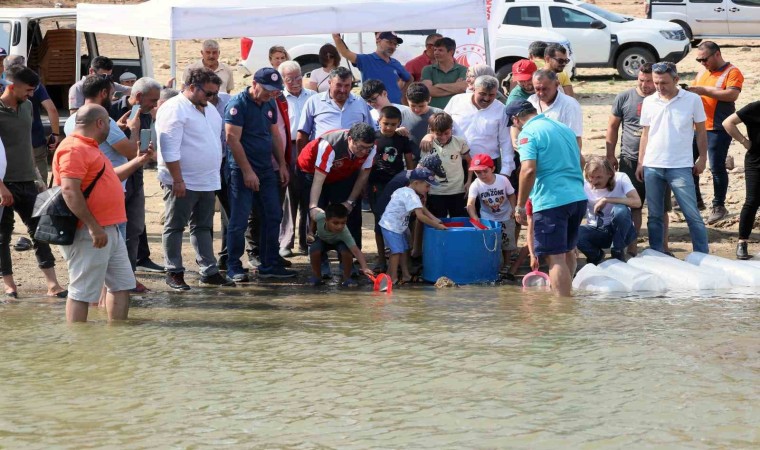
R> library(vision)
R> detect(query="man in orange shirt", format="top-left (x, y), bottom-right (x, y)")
top-left (689, 41), bottom-right (743, 224)
top-left (54, 104), bottom-right (153, 323)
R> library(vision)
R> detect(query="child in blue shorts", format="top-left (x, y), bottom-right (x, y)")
top-left (378, 168), bottom-right (447, 284)
top-left (308, 203), bottom-right (373, 287)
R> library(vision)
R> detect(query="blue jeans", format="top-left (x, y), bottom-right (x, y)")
top-left (577, 204), bottom-right (637, 264)
top-left (693, 130), bottom-right (732, 207)
top-left (644, 167), bottom-right (709, 253)
top-left (226, 168), bottom-right (282, 275)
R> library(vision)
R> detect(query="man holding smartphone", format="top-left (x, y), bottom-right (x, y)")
top-left (110, 77), bottom-right (164, 289)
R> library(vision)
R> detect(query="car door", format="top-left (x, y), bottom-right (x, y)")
top-left (727, 0), bottom-right (760, 34)
top-left (687, 0), bottom-right (729, 35)
top-left (547, 5), bottom-right (610, 64)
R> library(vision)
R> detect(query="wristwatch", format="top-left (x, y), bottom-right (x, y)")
top-left (515, 205), bottom-right (526, 214)
top-left (346, 199), bottom-right (356, 206)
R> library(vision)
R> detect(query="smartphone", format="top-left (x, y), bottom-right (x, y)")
top-left (679, 83), bottom-right (689, 90)
top-left (113, 91), bottom-right (124, 100)
top-left (139, 128), bottom-right (152, 153)
top-left (128, 104), bottom-right (141, 121)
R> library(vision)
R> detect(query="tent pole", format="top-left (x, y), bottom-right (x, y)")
top-left (75, 31), bottom-right (82, 81)
top-left (170, 40), bottom-right (177, 85)
top-left (483, 28), bottom-right (491, 67)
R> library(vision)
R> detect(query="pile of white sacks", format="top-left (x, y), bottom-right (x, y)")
top-left (573, 249), bottom-right (760, 292)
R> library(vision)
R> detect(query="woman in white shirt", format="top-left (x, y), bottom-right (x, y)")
top-left (308, 44), bottom-right (341, 93)
top-left (577, 156), bottom-right (641, 265)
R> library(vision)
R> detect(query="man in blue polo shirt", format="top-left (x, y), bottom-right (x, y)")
top-left (332, 32), bottom-right (411, 104)
top-left (225, 67), bottom-right (296, 281)
top-left (510, 101), bottom-right (586, 297)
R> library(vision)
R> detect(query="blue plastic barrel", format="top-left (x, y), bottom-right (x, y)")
top-left (422, 217), bottom-right (501, 284)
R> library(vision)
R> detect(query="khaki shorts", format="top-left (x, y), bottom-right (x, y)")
top-left (499, 217), bottom-right (518, 252)
top-left (60, 226), bottom-right (136, 303)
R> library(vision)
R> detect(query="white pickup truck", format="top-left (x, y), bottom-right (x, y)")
top-left (238, 25), bottom-right (574, 85)
top-left (0, 7), bottom-right (153, 130)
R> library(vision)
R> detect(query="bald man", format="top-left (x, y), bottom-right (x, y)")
top-left (53, 104), bottom-right (154, 323)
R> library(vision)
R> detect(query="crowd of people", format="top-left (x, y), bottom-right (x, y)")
top-left (0, 32), bottom-right (756, 321)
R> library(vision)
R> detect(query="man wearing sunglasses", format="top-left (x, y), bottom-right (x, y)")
top-left (688, 41), bottom-right (744, 225)
top-left (543, 43), bottom-right (574, 98)
top-left (69, 56), bottom-right (131, 114)
top-left (155, 68), bottom-right (234, 290)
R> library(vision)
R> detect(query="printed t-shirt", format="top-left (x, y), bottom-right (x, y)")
top-left (297, 130), bottom-right (376, 184)
top-left (583, 172), bottom-right (635, 225)
top-left (315, 211), bottom-right (356, 247)
top-left (423, 136), bottom-right (469, 196)
top-left (369, 133), bottom-right (416, 184)
top-left (53, 134), bottom-right (126, 227)
top-left (379, 186), bottom-right (423, 234)
top-left (468, 174), bottom-right (515, 222)
top-left (224, 90), bottom-right (278, 174)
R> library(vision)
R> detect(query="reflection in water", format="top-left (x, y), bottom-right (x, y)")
top-left (1, 286), bottom-right (758, 448)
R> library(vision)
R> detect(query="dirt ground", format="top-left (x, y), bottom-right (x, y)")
top-left (5, 0), bottom-right (760, 296)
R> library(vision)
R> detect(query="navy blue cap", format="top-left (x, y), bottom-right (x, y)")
top-left (409, 167), bottom-right (439, 186)
top-left (254, 67), bottom-right (284, 91)
top-left (504, 100), bottom-right (535, 126)
top-left (0, 48), bottom-right (7, 58)
top-left (377, 32), bottom-right (403, 44)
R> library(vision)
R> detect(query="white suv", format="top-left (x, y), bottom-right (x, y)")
top-left (238, 26), bottom-right (574, 84)
top-left (502, 0), bottom-right (691, 79)
top-left (648, 0), bottom-right (760, 44)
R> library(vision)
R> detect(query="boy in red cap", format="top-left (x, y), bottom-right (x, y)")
top-left (466, 154), bottom-right (517, 276)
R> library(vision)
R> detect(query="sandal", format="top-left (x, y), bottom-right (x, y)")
top-left (5, 291), bottom-right (18, 299)
top-left (306, 276), bottom-right (324, 287)
top-left (47, 290), bottom-right (68, 298)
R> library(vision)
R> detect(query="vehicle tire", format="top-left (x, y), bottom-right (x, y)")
top-left (495, 61), bottom-right (516, 91)
top-left (616, 47), bottom-right (655, 81)
top-left (691, 39), bottom-right (702, 48)
top-left (299, 61), bottom-right (321, 77)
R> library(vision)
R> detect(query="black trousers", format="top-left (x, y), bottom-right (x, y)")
top-left (0, 181), bottom-right (56, 276)
top-left (739, 160), bottom-right (760, 239)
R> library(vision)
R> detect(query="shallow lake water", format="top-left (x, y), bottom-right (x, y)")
top-left (1, 285), bottom-right (758, 449)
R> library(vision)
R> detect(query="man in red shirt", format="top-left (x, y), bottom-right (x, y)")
top-left (404, 33), bottom-right (442, 83)
top-left (297, 123), bottom-right (376, 251)
top-left (54, 104), bottom-right (153, 323)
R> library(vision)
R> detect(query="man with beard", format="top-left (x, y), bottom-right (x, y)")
top-left (296, 67), bottom-right (374, 150)
top-left (606, 63), bottom-right (671, 256)
top-left (0, 66), bottom-right (67, 299)
top-left (332, 32), bottom-right (411, 104)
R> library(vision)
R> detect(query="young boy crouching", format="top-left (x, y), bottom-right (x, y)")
top-left (308, 204), bottom-right (373, 287)
top-left (466, 154), bottom-right (517, 276)
top-left (379, 168), bottom-right (447, 285)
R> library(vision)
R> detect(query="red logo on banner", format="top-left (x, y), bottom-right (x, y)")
top-left (455, 44), bottom-right (487, 67)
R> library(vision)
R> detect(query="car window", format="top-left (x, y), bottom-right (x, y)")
top-left (577, 4), bottom-right (628, 23)
top-left (730, 0), bottom-right (760, 5)
top-left (504, 6), bottom-right (542, 27)
top-left (0, 21), bottom-right (11, 52)
top-left (549, 7), bottom-right (597, 29)
top-left (688, 0), bottom-right (723, 3)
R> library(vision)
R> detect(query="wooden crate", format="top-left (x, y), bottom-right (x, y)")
top-left (39, 29), bottom-right (77, 86)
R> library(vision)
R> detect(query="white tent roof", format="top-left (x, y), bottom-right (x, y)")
top-left (76, 0), bottom-right (488, 41)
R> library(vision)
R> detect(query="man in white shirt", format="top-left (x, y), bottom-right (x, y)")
top-left (156, 67), bottom-right (235, 290)
top-left (183, 40), bottom-right (235, 94)
top-left (439, 75), bottom-right (514, 176)
top-left (528, 69), bottom-right (583, 150)
top-left (635, 62), bottom-right (709, 254)
top-left (280, 61), bottom-right (315, 255)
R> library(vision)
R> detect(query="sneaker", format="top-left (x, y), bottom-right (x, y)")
top-left (229, 272), bottom-right (250, 283)
top-left (259, 266), bottom-right (297, 279)
top-left (736, 241), bottom-right (750, 260)
top-left (361, 199), bottom-right (372, 212)
top-left (136, 258), bottom-right (165, 273)
top-left (279, 248), bottom-right (293, 258)
top-left (610, 250), bottom-right (627, 262)
top-left (321, 260), bottom-right (332, 279)
top-left (278, 255), bottom-right (293, 268)
top-left (248, 255), bottom-right (261, 269)
top-left (341, 279), bottom-right (359, 288)
top-left (166, 272), bottom-right (190, 291)
top-left (199, 272), bottom-right (236, 287)
top-left (707, 206), bottom-right (727, 225)
top-left (306, 276), bottom-right (324, 287)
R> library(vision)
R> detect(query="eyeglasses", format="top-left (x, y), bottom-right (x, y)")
top-left (652, 62), bottom-right (677, 76)
top-left (366, 94), bottom-right (381, 105)
top-left (551, 57), bottom-right (571, 65)
top-left (97, 73), bottom-right (114, 81)
top-left (695, 52), bottom-right (716, 63)
top-left (195, 85), bottom-right (219, 98)
top-left (284, 76), bottom-right (303, 83)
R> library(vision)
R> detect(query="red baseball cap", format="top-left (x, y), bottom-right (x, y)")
top-left (469, 154), bottom-right (494, 171)
top-left (512, 59), bottom-right (537, 82)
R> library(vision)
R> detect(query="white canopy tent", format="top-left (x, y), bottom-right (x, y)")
top-left (76, 0), bottom-right (489, 78)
